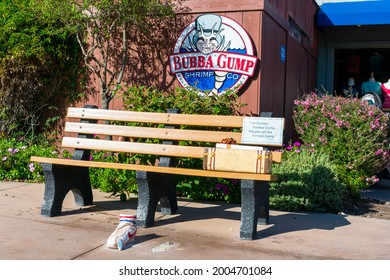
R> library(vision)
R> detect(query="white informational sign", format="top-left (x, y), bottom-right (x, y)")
top-left (241, 117), bottom-right (284, 145)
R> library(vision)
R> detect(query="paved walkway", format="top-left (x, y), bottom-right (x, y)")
top-left (0, 180), bottom-right (389, 260)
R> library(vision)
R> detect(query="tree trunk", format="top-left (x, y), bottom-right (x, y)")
top-left (100, 85), bottom-right (112, 140)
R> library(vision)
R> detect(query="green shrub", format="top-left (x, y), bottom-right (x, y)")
top-left (293, 93), bottom-right (389, 196)
top-left (270, 144), bottom-right (347, 213)
top-left (88, 151), bottom-right (138, 200)
top-left (0, 0), bottom-right (83, 138)
top-left (122, 86), bottom-right (243, 115)
top-left (176, 176), bottom-right (241, 204)
top-left (0, 136), bottom-right (63, 181)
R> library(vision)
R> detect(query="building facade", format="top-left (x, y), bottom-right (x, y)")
top-left (86, 0), bottom-right (390, 143)
top-left (316, 0), bottom-right (390, 97)
top-left (82, 0), bottom-right (319, 142)
top-left (84, 0), bottom-right (390, 143)
top-left (171, 0), bottom-right (319, 141)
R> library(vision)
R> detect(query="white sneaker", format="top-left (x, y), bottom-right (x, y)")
top-left (107, 214), bottom-right (137, 250)
top-left (117, 224), bottom-right (137, 250)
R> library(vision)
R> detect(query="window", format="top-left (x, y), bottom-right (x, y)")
top-left (334, 48), bottom-right (390, 96)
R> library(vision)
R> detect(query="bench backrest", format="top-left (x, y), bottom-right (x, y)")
top-left (63, 107), bottom-right (283, 163)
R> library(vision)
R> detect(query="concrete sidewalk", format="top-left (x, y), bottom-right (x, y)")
top-left (0, 181), bottom-right (390, 260)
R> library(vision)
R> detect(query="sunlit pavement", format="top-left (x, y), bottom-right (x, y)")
top-left (0, 181), bottom-right (390, 260)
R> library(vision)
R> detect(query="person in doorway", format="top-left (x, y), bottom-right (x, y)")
top-left (361, 73), bottom-right (381, 96)
top-left (381, 78), bottom-right (390, 108)
top-left (341, 77), bottom-right (359, 98)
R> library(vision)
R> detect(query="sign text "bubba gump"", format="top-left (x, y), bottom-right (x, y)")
top-left (170, 52), bottom-right (257, 76)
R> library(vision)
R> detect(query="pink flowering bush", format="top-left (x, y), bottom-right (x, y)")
top-left (293, 93), bottom-right (390, 196)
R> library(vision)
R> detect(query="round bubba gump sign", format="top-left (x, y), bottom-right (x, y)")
top-left (169, 14), bottom-right (258, 95)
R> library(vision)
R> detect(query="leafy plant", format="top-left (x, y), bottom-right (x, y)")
top-left (0, 136), bottom-right (67, 182)
top-left (0, 0), bottom-right (82, 139)
top-left (122, 86), bottom-right (244, 115)
top-left (293, 93), bottom-right (389, 196)
top-left (88, 151), bottom-right (138, 199)
top-left (270, 144), bottom-right (347, 213)
top-left (176, 177), bottom-right (241, 204)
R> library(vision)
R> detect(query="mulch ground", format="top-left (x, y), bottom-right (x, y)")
top-left (341, 197), bottom-right (390, 220)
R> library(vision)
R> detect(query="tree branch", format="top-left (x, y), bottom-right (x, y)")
top-left (116, 24), bottom-right (128, 85)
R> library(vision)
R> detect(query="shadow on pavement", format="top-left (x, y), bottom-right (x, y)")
top-left (59, 195), bottom-right (351, 240)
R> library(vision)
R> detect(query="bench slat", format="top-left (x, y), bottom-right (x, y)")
top-left (62, 137), bottom-right (206, 158)
top-left (61, 137), bottom-right (283, 163)
top-left (65, 122), bottom-right (243, 143)
top-left (30, 156), bottom-right (278, 181)
top-left (67, 107), bottom-right (245, 128)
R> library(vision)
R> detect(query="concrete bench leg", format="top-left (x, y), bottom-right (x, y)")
top-left (136, 154), bottom-right (178, 227)
top-left (136, 170), bottom-right (178, 227)
top-left (240, 180), bottom-right (269, 240)
top-left (40, 163), bottom-right (92, 217)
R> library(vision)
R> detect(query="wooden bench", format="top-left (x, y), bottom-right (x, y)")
top-left (31, 106), bottom-right (283, 240)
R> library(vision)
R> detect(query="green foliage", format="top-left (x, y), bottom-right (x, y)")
top-left (0, 136), bottom-right (66, 182)
top-left (0, 0), bottom-right (71, 61)
top-left (177, 177), bottom-right (241, 204)
top-left (122, 86), bottom-right (244, 115)
top-left (0, 0), bottom-right (82, 139)
top-left (270, 144), bottom-right (347, 213)
top-left (88, 151), bottom-right (138, 199)
top-left (293, 93), bottom-right (389, 196)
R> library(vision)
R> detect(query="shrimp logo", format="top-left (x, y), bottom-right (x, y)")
top-left (170, 14), bottom-right (258, 95)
